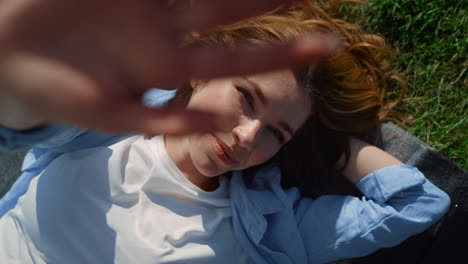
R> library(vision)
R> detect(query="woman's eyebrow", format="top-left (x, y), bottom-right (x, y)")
top-left (243, 77), bottom-right (268, 106)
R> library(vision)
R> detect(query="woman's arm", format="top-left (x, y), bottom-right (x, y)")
top-left (339, 137), bottom-right (404, 183)
top-left (295, 143), bottom-right (450, 263)
top-left (0, 0), bottom-right (338, 136)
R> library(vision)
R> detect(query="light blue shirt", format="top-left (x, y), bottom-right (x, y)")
top-left (0, 89), bottom-right (450, 263)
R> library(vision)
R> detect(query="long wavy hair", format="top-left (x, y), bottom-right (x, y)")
top-left (170, 0), bottom-right (407, 197)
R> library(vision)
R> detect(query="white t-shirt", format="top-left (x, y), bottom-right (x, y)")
top-left (0, 135), bottom-right (249, 263)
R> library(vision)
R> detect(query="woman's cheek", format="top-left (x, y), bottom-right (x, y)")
top-left (209, 95), bottom-right (241, 119)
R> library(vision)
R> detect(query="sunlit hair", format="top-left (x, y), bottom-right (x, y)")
top-left (171, 0), bottom-right (407, 197)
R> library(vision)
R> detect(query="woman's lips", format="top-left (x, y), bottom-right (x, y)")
top-left (211, 134), bottom-right (238, 166)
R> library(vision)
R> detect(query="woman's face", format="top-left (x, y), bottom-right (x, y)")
top-left (186, 69), bottom-right (311, 177)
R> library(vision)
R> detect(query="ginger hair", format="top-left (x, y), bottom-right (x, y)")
top-left (171, 0), bottom-right (407, 196)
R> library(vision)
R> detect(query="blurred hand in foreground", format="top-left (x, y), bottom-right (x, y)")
top-left (0, 0), bottom-right (338, 135)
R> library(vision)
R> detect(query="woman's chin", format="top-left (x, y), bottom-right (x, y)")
top-left (196, 165), bottom-right (226, 178)
top-left (190, 141), bottom-right (234, 177)
top-left (192, 158), bottom-right (223, 178)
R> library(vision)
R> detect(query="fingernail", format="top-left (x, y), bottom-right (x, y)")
top-left (296, 33), bottom-right (345, 58)
top-left (325, 32), bottom-right (346, 54)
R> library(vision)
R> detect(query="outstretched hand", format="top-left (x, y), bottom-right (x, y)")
top-left (0, 0), bottom-right (337, 135)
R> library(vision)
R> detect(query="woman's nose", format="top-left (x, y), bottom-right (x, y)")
top-left (232, 119), bottom-right (261, 151)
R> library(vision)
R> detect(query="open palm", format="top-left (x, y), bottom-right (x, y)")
top-left (0, 0), bottom-right (334, 134)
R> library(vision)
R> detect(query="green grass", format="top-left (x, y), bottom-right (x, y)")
top-left (362, 0), bottom-right (467, 168)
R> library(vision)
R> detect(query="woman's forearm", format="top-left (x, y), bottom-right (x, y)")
top-left (340, 137), bottom-right (404, 184)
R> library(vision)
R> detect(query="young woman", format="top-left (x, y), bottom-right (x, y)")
top-left (0, 1), bottom-right (450, 263)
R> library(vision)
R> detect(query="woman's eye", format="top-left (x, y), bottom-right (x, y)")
top-left (236, 86), bottom-right (255, 111)
top-left (268, 126), bottom-right (285, 145)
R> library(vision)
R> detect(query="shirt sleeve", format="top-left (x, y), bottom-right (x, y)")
top-left (294, 164), bottom-right (451, 263)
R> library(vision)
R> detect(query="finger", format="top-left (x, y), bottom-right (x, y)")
top-left (169, 33), bottom-right (342, 80)
top-left (86, 103), bottom-right (236, 135)
top-left (176, 0), bottom-right (294, 30)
